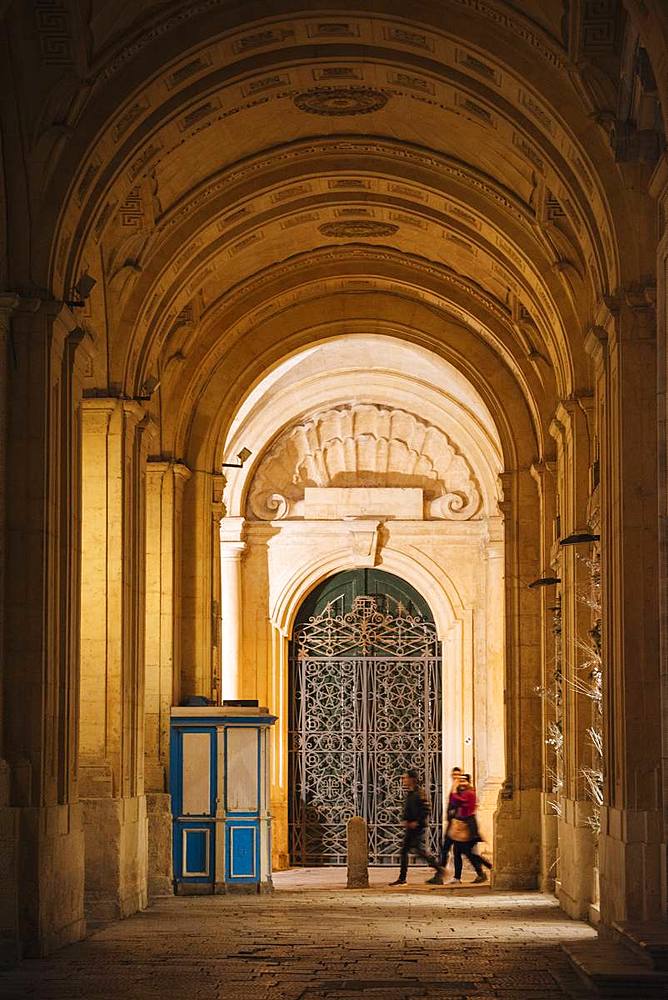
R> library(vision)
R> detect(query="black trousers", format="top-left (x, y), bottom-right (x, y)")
top-left (439, 835), bottom-right (454, 868)
top-left (453, 841), bottom-right (485, 879)
top-left (444, 835), bottom-right (492, 871)
top-left (399, 828), bottom-right (440, 879)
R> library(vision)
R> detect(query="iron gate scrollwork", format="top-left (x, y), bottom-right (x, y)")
top-left (289, 594), bottom-right (442, 865)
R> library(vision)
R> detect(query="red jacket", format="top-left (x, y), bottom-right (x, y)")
top-left (451, 788), bottom-right (477, 818)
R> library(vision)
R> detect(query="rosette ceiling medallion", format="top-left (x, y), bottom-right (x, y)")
top-left (319, 221), bottom-right (399, 238)
top-left (293, 86), bottom-right (390, 116)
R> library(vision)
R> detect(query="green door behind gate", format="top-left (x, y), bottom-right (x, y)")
top-left (289, 569), bottom-right (442, 865)
top-left (295, 568), bottom-right (432, 622)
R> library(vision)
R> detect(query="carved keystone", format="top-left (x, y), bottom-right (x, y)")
top-left (347, 815), bottom-right (369, 888)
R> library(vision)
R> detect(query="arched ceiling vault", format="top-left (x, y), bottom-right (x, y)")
top-left (118, 143), bottom-right (583, 394)
top-left (5, 1), bottom-right (663, 472)
top-left (176, 294), bottom-right (541, 472)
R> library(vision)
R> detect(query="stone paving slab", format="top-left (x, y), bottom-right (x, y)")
top-left (0, 868), bottom-right (597, 999)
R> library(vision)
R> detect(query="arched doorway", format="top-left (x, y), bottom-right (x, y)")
top-left (289, 569), bottom-right (442, 866)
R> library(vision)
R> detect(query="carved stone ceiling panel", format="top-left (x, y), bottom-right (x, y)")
top-left (247, 403), bottom-right (482, 521)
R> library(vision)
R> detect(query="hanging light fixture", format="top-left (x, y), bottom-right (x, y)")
top-left (559, 531), bottom-right (600, 546)
top-left (528, 576), bottom-right (561, 589)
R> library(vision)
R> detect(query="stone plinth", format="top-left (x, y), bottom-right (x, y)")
top-left (347, 816), bottom-right (369, 888)
top-left (147, 793), bottom-right (173, 897)
top-left (82, 796), bottom-right (148, 923)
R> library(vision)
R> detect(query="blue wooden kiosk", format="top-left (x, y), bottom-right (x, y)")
top-left (170, 702), bottom-right (277, 893)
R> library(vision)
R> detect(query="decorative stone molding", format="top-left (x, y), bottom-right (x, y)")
top-left (247, 404), bottom-right (481, 521)
top-left (188, 244), bottom-right (513, 340)
top-left (293, 87), bottom-right (389, 116)
top-left (346, 519), bottom-right (381, 567)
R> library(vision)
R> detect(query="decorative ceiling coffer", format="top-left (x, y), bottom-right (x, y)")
top-left (247, 403), bottom-right (481, 520)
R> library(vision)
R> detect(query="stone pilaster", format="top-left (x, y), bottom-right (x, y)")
top-left (477, 516), bottom-right (505, 854)
top-left (589, 287), bottom-right (664, 925)
top-left (144, 460), bottom-right (190, 896)
top-left (493, 468), bottom-right (542, 888)
top-left (79, 398), bottom-right (150, 923)
top-left (4, 300), bottom-right (89, 956)
top-left (181, 472), bottom-right (224, 701)
top-left (219, 516), bottom-right (247, 702)
top-left (550, 400), bottom-right (597, 919)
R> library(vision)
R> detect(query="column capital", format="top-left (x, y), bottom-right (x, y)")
top-left (10, 297), bottom-right (84, 330)
top-left (145, 458), bottom-right (190, 478)
top-left (485, 514), bottom-right (505, 550)
top-left (173, 462), bottom-right (191, 484)
top-left (145, 459), bottom-right (171, 474)
top-left (0, 293), bottom-right (20, 322)
top-left (602, 284), bottom-right (656, 321)
top-left (530, 460), bottom-right (557, 487)
top-left (220, 516), bottom-right (246, 546)
top-left (550, 395), bottom-right (593, 445)
top-left (80, 396), bottom-right (146, 422)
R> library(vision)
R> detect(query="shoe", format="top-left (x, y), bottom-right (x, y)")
top-left (426, 873), bottom-right (444, 885)
top-left (472, 873), bottom-right (488, 884)
top-left (389, 878), bottom-right (406, 886)
top-left (447, 877), bottom-right (461, 885)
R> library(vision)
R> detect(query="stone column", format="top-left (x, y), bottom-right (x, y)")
top-left (0, 295), bottom-right (20, 965)
top-left (550, 399), bottom-right (597, 920)
top-left (530, 461), bottom-right (560, 894)
top-left (219, 517), bottom-right (246, 702)
top-left (493, 468), bottom-right (542, 888)
top-left (0, 296), bottom-right (18, 771)
top-left (588, 288), bottom-right (664, 925)
top-left (79, 398), bottom-right (150, 923)
top-left (4, 300), bottom-right (89, 956)
top-left (478, 516), bottom-right (505, 853)
top-left (650, 153), bottom-right (668, 922)
top-left (144, 460), bottom-right (190, 896)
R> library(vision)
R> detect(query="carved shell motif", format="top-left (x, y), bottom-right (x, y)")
top-left (247, 404), bottom-right (481, 521)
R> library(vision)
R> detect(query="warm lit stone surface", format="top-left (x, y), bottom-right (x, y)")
top-left (1, 0), bottom-right (668, 964)
top-left (0, 869), bottom-right (596, 999)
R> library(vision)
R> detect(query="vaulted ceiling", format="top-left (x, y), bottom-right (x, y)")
top-left (2, 1), bottom-right (665, 465)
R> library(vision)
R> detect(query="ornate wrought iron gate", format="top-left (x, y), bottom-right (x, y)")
top-left (289, 591), bottom-right (442, 865)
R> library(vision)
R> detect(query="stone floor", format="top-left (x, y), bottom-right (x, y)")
top-left (0, 868), bottom-right (597, 999)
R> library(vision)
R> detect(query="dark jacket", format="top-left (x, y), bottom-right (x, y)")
top-left (402, 788), bottom-right (429, 829)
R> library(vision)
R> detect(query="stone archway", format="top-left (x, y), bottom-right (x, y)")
top-left (217, 336), bottom-right (507, 872)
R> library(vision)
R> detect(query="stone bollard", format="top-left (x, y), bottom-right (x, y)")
top-left (347, 815), bottom-right (369, 888)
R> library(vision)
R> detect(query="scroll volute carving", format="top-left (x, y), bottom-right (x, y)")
top-left (247, 404), bottom-right (481, 521)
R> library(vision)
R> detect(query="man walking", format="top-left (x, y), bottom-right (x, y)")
top-left (389, 770), bottom-right (445, 886)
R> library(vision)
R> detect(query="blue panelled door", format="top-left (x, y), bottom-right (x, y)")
top-left (170, 725), bottom-right (217, 887)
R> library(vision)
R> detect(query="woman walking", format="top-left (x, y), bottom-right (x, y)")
top-left (446, 774), bottom-right (491, 885)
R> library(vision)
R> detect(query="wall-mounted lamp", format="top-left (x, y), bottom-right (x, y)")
top-left (222, 447), bottom-right (252, 469)
top-left (528, 576), bottom-right (561, 589)
top-left (137, 375), bottom-right (161, 400)
top-left (65, 273), bottom-right (97, 309)
top-left (559, 532), bottom-right (600, 546)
